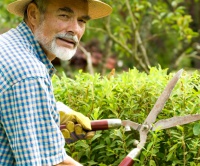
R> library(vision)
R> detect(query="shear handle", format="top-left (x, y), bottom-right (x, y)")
top-left (91, 119), bottom-right (122, 131)
top-left (118, 157), bottom-right (134, 166)
top-left (60, 119), bottom-right (122, 131)
top-left (118, 148), bottom-right (141, 166)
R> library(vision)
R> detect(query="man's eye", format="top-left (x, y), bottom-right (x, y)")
top-left (60, 14), bottom-right (69, 18)
top-left (79, 19), bottom-right (86, 24)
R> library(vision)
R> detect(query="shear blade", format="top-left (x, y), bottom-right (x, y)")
top-left (143, 69), bottom-right (183, 125)
top-left (152, 114), bottom-right (200, 131)
top-left (121, 120), bottom-right (141, 131)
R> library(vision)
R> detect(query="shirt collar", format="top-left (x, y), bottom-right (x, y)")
top-left (16, 21), bottom-right (56, 77)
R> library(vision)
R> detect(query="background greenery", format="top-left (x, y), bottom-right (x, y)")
top-left (84, 0), bottom-right (200, 73)
top-left (52, 67), bottom-right (200, 166)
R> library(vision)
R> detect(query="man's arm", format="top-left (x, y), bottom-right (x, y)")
top-left (0, 77), bottom-right (68, 165)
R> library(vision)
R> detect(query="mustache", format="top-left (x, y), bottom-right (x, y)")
top-left (55, 33), bottom-right (79, 45)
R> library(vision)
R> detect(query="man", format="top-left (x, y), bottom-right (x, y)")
top-left (0, 0), bottom-right (112, 165)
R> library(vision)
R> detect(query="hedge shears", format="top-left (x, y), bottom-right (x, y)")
top-left (90, 69), bottom-right (200, 166)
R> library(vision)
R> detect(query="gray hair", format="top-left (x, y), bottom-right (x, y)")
top-left (24, 0), bottom-right (48, 20)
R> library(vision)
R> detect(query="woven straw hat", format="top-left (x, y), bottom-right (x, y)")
top-left (7, 0), bottom-right (112, 20)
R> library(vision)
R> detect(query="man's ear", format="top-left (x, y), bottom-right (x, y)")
top-left (26, 3), bottom-right (40, 27)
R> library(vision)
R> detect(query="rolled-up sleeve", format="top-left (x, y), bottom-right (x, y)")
top-left (0, 77), bottom-right (67, 166)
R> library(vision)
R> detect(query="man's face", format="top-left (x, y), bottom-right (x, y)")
top-left (34, 0), bottom-right (89, 61)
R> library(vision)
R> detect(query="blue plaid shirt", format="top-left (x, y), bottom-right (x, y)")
top-left (0, 22), bottom-right (67, 165)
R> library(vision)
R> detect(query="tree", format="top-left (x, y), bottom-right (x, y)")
top-left (84, 0), bottom-right (200, 73)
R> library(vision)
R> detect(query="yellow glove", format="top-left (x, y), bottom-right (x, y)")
top-left (57, 102), bottom-right (95, 144)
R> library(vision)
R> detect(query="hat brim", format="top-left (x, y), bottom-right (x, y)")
top-left (87, 0), bottom-right (112, 19)
top-left (7, 0), bottom-right (112, 20)
top-left (7, 0), bottom-right (32, 17)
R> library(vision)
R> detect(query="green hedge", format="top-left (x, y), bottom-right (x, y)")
top-left (52, 67), bottom-right (200, 166)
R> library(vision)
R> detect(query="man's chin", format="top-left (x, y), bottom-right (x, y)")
top-left (55, 49), bottom-right (76, 61)
top-left (57, 55), bottom-right (74, 61)
top-left (46, 43), bottom-right (77, 61)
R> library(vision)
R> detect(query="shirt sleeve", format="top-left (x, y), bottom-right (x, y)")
top-left (0, 77), bottom-right (67, 166)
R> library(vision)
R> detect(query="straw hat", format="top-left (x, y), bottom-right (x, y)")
top-left (7, 0), bottom-right (112, 20)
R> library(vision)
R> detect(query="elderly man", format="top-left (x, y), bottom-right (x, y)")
top-left (0, 0), bottom-right (112, 165)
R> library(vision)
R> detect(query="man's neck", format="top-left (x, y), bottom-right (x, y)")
top-left (41, 46), bottom-right (56, 61)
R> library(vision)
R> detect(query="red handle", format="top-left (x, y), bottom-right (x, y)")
top-left (91, 119), bottom-right (122, 131)
top-left (119, 157), bottom-right (134, 166)
top-left (91, 120), bottom-right (109, 130)
top-left (118, 148), bottom-right (141, 166)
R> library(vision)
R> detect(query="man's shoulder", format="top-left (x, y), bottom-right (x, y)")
top-left (0, 28), bottom-right (48, 92)
top-left (0, 27), bottom-right (28, 62)
top-left (0, 27), bottom-right (21, 43)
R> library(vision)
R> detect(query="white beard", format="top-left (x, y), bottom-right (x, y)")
top-left (34, 22), bottom-right (78, 61)
top-left (49, 39), bottom-right (77, 61)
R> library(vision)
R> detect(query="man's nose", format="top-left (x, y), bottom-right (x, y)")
top-left (66, 19), bottom-right (82, 36)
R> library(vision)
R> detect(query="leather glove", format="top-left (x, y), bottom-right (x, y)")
top-left (57, 102), bottom-right (95, 144)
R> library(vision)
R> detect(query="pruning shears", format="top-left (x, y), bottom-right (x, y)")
top-left (90, 69), bottom-right (200, 166)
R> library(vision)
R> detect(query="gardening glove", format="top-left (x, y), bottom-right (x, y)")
top-left (57, 102), bottom-right (95, 144)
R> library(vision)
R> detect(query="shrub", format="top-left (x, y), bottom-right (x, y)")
top-left (52, 67), bottom-right (200, 166)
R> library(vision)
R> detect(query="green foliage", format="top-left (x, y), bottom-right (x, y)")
top-left (52, 67), bottom-right (200, 165)
top-left (0, 0), bottom-right (22, 31)
top-left (84, 0), bottom-right (200, 71)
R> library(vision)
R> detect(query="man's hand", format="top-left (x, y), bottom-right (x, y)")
top-left (57, 102), bottom-right (95, 144)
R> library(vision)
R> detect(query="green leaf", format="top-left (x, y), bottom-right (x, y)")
top-left (93, 107), bottom-right (100, 120)
top-left (193, 123), bottom-right (200, 136)
top-left (90, 133), bottom-right (102, 142)
top-left (147, 142), bottom-right (154, 151)
top-left (149, 160), bottom-right (156, 166)
top-left (92, 144), bottom-right (105, 151)
top-left (86, 161), bottom-right (98, 165)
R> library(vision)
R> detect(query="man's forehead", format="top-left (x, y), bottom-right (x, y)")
top-left (58, 6), bottom-right (91, 20)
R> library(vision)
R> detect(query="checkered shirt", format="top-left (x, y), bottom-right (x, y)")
top-left (0, 22), bottom-right (67, 165)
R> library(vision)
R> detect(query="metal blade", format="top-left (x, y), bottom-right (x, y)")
top-left (137, 130), bottom-right (148, 150)
top-left (143, 69), bottom-right (183, 125)
top-left (122, 120), bottom-right (141, 131)
top-left (152, 114), bottom-right (200, 131)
